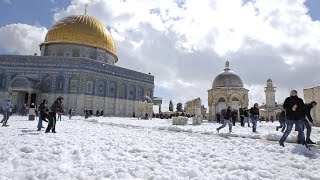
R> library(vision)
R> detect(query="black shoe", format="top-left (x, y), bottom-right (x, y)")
top-left (2, 124), bottom-right (9, 127)
top-left (279, 141), bottom-right (284, 147)
top-left (306, 139), bottom-right (316, 144)
top-left (297, 140), bottom-right (302, 144)
top-left (276, 127), bottom-right (279, 131)
top-left (52, 131), bottom-right (56, 133)
top-left (37, 129), bottom-right (41, 131)
top-left (45, 131), bottom-right (50, 133)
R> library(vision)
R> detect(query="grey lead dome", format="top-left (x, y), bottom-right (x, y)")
top-left (212, 62), bottom-right (244, 88)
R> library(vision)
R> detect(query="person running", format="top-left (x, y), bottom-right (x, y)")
top-left (1, 95), bottom-right (13, 127)
top-left (279, 90), bottom-right (308, 148)
top-left (297, 101), bottom-right (317, 144)
top-left (37, 99), bottom-right (49, 131)
top-left (276, 109), bottom-right (286, 133)
top-left (45, 96), bottom-right (64, 133)
top-left (243, 107), bottom-right (250, 127)
top-left (216, 107), bottom-right (233, 133)
top-left (250, 103), bottom-right (260, 133)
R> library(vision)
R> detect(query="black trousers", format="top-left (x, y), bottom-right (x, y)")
top-left (240, 116), bottom-right (244, 126)
top-left (46, 112), bottom-right (56, 132)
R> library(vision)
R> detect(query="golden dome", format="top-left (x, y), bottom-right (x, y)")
top-left (42, 15), bottom-right (118, 62)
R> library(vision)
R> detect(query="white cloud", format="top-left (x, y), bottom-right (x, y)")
top-left (2, 0), bottom-right (12, 5)
top-left (0, 24), bottom-right (47, 55)
top-left (2, 0), bottom-right (320, 110)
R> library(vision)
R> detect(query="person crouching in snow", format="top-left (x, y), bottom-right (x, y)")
top-left (250, 103), bottom-right (260, 133)
top-left (216, 106), bottom-right (233, 133)
top-left (45, 96), bottom-right (64, 133)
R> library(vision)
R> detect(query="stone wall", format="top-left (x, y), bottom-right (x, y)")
top-left (304, 86), bottom-right (320, 127)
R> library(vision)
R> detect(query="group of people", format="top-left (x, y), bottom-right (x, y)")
top-left (216, 103), bottom-right (260, 133)
top-left (36, 96), bottom-right (64, 133)
top-left (215, 89), bottom-right (317, 149)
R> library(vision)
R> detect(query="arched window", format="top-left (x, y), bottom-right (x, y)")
top-left (69, 75), bottom-right (79, 93)
top-left (137, 87), bottom-right (144, 99)
top-left (98, 80), bottom-right (106, 96)
top-left (0, 73), bottom-right (6, 89)
top-left (232, 97), bottom-right (239, 101)
top-left (218, 97), bottom-right (226, 102)
top-left (108, 81), bottom-right (116, 97)
top-left (119, 84), bottom-right (127, 99)
top-left (56, 75), bottom-right (65, 92)
top-left (41, 75), bottom-right (52, 93)
top-left (128, 86), bottom-right (136, 100)
top-left (85, 76), bottom-right (94, 94)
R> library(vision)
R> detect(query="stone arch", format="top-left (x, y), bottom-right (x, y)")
top-left (56, 75), bottom-right (65, 92)
top-left (213, 93), bottom-right (229, 106)
top-left (218, 97), bottom-right (226, 102)
top-left (69, 74), bottom-right (79, 93)
top-left (41, 74), bottom-right (52, 93)
top-left (0, 73), bottom-right (6, 89)
top-left (229, 93), bottom-right (243, 104)
top-left (119, 84), bottom-right (127, 99)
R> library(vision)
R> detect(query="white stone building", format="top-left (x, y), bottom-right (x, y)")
top-left (208, 61), bottom-right (249, 120)
top-left (304, 86), bottom-right (320, 127)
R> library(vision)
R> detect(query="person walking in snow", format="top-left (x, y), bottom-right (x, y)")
top-left (239, 107), bottom-right (244, 127)
top-left (216, 113), bottom-right (221, 124)
top-left (250, 103), bottom-right (260, 133)
top-left (37, 99), bottom-right (49, 131)
top-left (216, 107), bottom-right (233, 133)
top-left (279, 90), bottom-right (307, 148)
top-left (243, 107), bottom-right (250, 127)
top-left (69, 109), bottom-right (74, 120)
top-left (1, 95), bottom-right (13, 127)
top-left (45, 96), bottom-right (64, 133)
top-left (297, 101), bottom-right (317, 144)
top-left (276, 109), bottom-right (286, 133)
top-left (231, 110), bottom-right (237, 126)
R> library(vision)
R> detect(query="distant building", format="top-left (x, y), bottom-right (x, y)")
top-left (208, 61), bottom-right (249, 120)
top-left (259, 79), bottom-right (282, 120)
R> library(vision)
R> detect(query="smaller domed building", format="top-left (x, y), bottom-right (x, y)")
top-left (208, 61), bottom-right (249, 120)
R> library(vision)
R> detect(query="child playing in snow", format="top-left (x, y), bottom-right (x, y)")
top-left (216, 106), bottom-right (233, 133)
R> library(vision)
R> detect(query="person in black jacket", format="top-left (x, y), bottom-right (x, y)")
top-left (276, 109), bottom-right (286, 132)
top-left (250, 103), bottom-right (260, 132)
top-left (231, 110), bottom-right (237, 126)
top-left (239, 107), bottom-right (244, 127)
top-left (297, 101), bottom-right (317, 144)
top-left (279, 90), bottom-right (307, 148)
top-left (37, 99), bottom-right (49, 131)
top-left (45, 96), bottom-right (64, 133)
top-left (216, 107), bottom-right (233, 133)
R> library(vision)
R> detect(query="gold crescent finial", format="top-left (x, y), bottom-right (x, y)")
top-left (84, 3), bottom-right (88, 15)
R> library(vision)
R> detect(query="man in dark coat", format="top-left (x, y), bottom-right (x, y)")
top-left (45, 96), bottom-right (64, 133)
top-left (250, 103), bottom-right (260, 132)
top-left (297, 101), bottom-right (317, 144)
top-left (279, 90), bottom-right (307, 148)
top-left (231, 110), bottom-right (237, 126)
top-left (216, 113), bottom-right (221, 124)
top-left (276, 109), bottom-right (286, 132)
top-left (239, 107), bottom-right (244, 127)
top-left (37, 99), bottom-right (49, 131)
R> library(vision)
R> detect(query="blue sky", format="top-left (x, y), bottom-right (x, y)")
top-left (1, 0), bottom-right (320, 29)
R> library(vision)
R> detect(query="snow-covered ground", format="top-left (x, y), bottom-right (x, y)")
top-left (0, 115), bottom-right (320, 180)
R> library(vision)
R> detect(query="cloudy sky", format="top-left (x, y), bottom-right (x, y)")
top-left (1, 0), bottom-right (320, 111)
